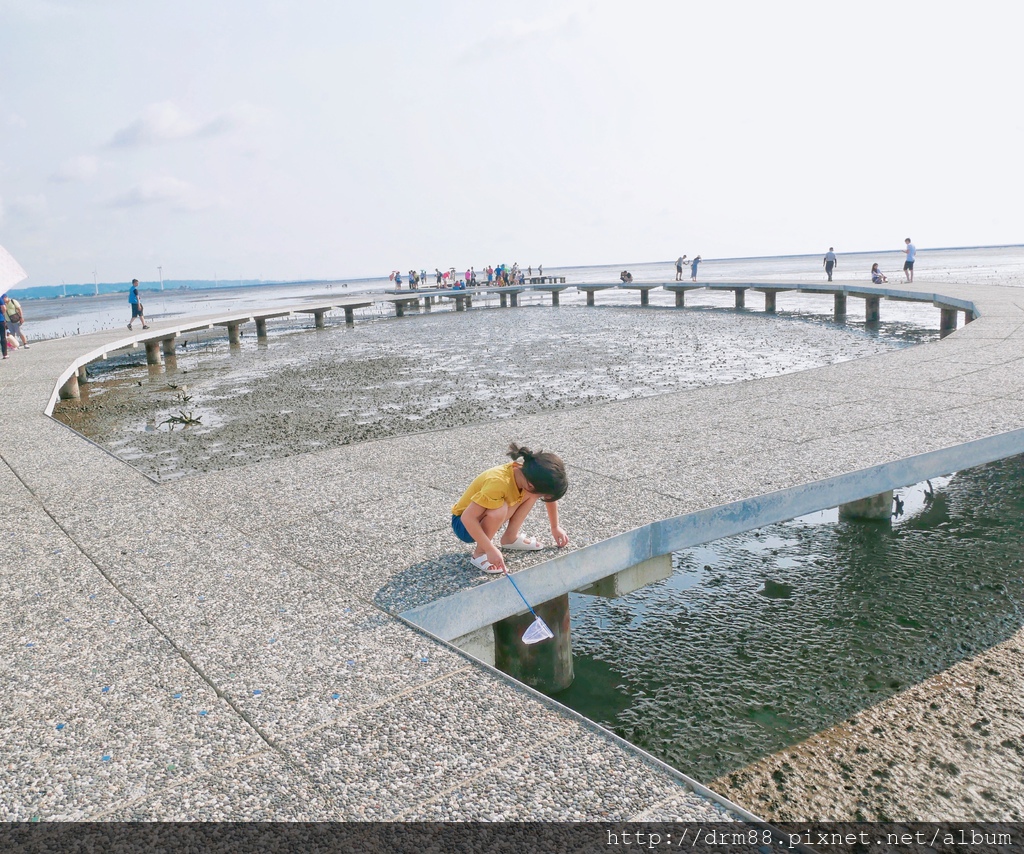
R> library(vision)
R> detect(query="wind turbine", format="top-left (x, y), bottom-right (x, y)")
top-left (158, 265), bottom-right (164, 291)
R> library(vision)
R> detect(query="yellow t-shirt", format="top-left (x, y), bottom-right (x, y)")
top-left (451, 462), bottom-right (523, 516)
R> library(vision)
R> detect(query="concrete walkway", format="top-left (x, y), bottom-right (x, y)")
top-left (1, 279), bottom-right (1022, 821)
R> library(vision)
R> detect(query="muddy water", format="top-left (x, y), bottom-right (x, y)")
top-left (52, 304), bottom-right (926, 480)
top-left (554, 458), bottom-right (1024, 820)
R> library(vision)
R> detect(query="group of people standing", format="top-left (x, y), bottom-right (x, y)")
top-left (675, 255), bottom-right (703, 282)
top-left (825, 238), bottom-right (917, 285)
top-left (391, 263), bottom-right (542, 290)
top-left (0, 292), bottom-right (29, 360)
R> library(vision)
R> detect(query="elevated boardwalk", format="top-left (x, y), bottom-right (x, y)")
top-left (2, 278), bottom-right (1023, 821)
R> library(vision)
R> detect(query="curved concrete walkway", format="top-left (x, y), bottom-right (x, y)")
top-left (1, 278), bottom-right (1022, 821)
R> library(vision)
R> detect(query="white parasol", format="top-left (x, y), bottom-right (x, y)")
top-left (0, 244), bottom-right (29, 291)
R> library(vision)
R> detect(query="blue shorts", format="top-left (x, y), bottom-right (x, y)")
top-left (451, 514), bottom-right (475, 544)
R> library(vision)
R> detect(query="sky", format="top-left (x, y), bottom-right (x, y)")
top-left (1, 0), bottom-right (1022, 286)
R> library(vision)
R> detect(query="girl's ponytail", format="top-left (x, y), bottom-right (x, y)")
top-left (507, 442), bottom-right (567, 502)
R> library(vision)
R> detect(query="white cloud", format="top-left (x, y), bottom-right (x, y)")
top-left (459, 10), bottom-right (583, 62)
top-left (108, 101), bottom-right (261, 147)
top-left (105, 176), bottom-right (220, 211)
top-left (51, 154), bottom-right (99, 183)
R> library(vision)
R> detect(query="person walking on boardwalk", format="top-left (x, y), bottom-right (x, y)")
top-left (675, 255), bottom-right (688, 281)
top-left (823, 247), bottom-right (837, 282)
top-left (126, 279), bottom-right (149, 330)
top-left (451, 443), bottom-right (570, 575)
top-left (2, 293), bottom-right (29, 348)
top-left (903, 238), bottom-right (916, 283)
top-left (690, 255), bottom-right (702, 282)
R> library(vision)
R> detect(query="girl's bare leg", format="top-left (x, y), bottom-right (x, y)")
top-left (470, 505), bottom-right (512, 557)
top-left (500, 494), bottom-right (541, 544)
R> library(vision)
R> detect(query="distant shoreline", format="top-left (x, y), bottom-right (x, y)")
top-left (13, 243), bottom-right (1024, 302)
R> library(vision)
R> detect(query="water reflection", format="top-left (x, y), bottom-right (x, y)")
top-left (555, 458), bottom-right (1024, 784)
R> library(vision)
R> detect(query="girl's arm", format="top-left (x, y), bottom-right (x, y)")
top-left (545, 500), bottom-right (569, 547)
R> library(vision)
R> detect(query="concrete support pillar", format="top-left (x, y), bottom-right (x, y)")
top-left (344, 308), bottom-right (356, 325)
top-left (577, 554), bottom-right (673, 599)
top-left (675, 290), bottom-right (685, 308)
top-left (394, 302), bottom-right (406, 318)
top-left (551, 290), bottom-right (560, 307)
top-left (314, 310), bottom-right (327, 328)
top-left (494, 593), bottom-right (573, 692)
top-left (465, 294), bottom-right (473, 308)
top-left (256, 318), bottom-right (268, 339)
top-left (227, 323), bottom-right (241, 346)
top-left (865, 296), bottom-right (881, 324)
top-left (734, 288), bottom-right (746, 309)
top-left (144, 341), bottom-right (163, 366)
top-left (834, 292), bottom-right (847, 322)
top-left (76, 365), bottom-right (89, 383)
top-left (59, 373), bottom-right (80, 400)
top-left (586, 290), bottom-right (595, 307)
top-left (640, 289), bottom-right (649, 307)
top-left (764, 291), bottom-right (777, 313)
top-left (161, 337), bottom-right (177, 356)
top-left (499, 292), bottom-right (508, 308)
top-left (964, 309), bottom-right (975, 324)
top-left (423, 296), bottom-right (432, 311)
top-left (454, 296), bottom-right (465, 312)
top-left (839, 490), bottom-right (894, 521)
top-left (510, 292), bottom-right (520, 308)
top-left (940, 307), bottom-right (958, 338)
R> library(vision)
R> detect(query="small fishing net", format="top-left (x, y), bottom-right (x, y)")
top-left (522, 616), bottom-right (554, 644)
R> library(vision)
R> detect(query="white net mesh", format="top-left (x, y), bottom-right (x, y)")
top-left (522, 617), bottom-right (554, 645)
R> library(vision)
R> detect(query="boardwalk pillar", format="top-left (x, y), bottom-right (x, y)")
top-left (454, 295), bottom-right (466, 312)
top-left (344, 307), bottom-right (356, 325)
top-left (256, 318), bottom-right (268, 339)
top-left (161, 337), bottom-right (177, 356)
top-left (59, 373), bottom-right (80, 400)
top-left (510, 291), bottom-right (520, 308)
top-left (394, 302), bottom-right (406, 318)
top-left (675, 290), bottom-right (685, 308)
top-left (865, 296), bottom-right (881, 324)
top-left (551, 290), bottom-right (560, 307)
top-left (314, 310), bottom-right (327, 328)
top-left (494, 593), bottom-right (573, 692)
top-left (834, 292), bottom-right (847, 322)
top-left (144, 340), bottom-right (163, 365)
top-left (839, 491), bottom-right (894, 521)
top-left (465, 294), bottom-right (473, 309)
top-left (586, 290), bottom-right (595, 307)
top-left (499, 292), bottom-right (508, 308)
top-left (639, 289), bottom-right (649, 307)
top-left (764, 291), bottom-right (777, 313)
top-left (964, 309), bottom-right (975, 324)
top-left (227, 323), bottom-right (241, 346)
top-left (76, 365), bottom-right (89, 383)
top-left (940, 308), bottom-right (958, 338)
top-left (423, 296), bottom-right (432, 311)
top-left (734, 288), bottom-right (746, 309)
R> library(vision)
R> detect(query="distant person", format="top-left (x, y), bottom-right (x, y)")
top-left (436, 268), bottom-right (443, 286)
top-left (420, 269), bottom-right (427, 286)
top-left (395, 271), bottom-right (403, 287)
top-left (450, 442), bottom-right (569, 574)
top-left (871, 263), bottom-right (888, 284)
top-left (538, 264), bottom-right (543, 277)
top-left (409, 270), bottom-right (419, 289)
top-left (823, 247), bottom-right (837, 282)
top-left (619, 270), bottom-right (633, 283)
top-left (527, 266), bottom-right (532, 276)
top-left (903, 238), bottom-right (916, 282)
top-left (690, 256), bottom-right (702, 281)
top-left (675, 255), bottom-right (688, 281)
top-left (127, 279), bottom-right (149, 330)
top-left (1, 293), bottom-right (28, 348)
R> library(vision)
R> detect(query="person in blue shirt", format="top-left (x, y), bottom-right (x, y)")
top-left (127, 278), bottom-right (149, 330)
top-left (690, 256), bottom-right (702, 282)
